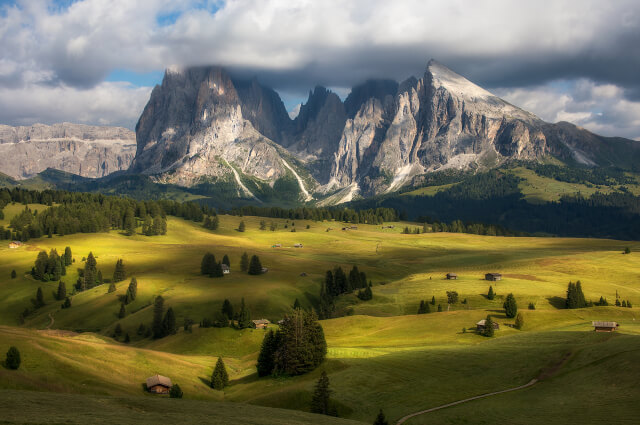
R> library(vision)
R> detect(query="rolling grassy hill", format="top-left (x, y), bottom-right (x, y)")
top-left (1, 207), bottom-right (639, 423)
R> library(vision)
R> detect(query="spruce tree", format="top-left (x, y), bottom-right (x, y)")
top-left (418, 300), bottom-right (426, 314)
top-left (503, 293), bottom-right (517, 318)
top-left (56, 280), bottom-right (66, 300)
top-left (248, 255), bottom-right (263, 275)
top-left (33, 287), bottom-right (45, 308)
top-left (222, 299), bottom-right (234, 320)
top-left (575, 281), bottom-right (587, 308)
top-left (125, 277), bottom-right (138, 303)
top-left (256, 330), bottom-right (277, 377)
top-left (163, 307), bottom-right (177, 336)
top-left (222, 254), bottom-right (230, 267)
top-left (211, 357), bottom-right (229, 390)
top-left (5, 346), bottom-right (21, 370)
top-left (113, 259), bottom-right (126, 282)
top-left (487, 286), bottom-right (495, 300)
top-left (310, 371), bottom-right (332, 415)
top-left (118, 303), bottom-right (126, 318)
top-left (64, 246), bottom-right (72, 266)
top-left (437, 304), bottom-right (442, 312)
top-left (373, 409), bottom-right (389, 425)
top-left (124, 208), bottom-right (136, 235)
top-left (293, 298), bottom-right (301, 310)
top-left (483, 315), bottom-right (495, 337)
top-left (211, 262), bottom-right (224, 278)
top-left (238, 221), bottom-right (246, 232)
top-left (240, 252), bottom-right (249, 272)
top-left (169, 383), bottom-right (183, 398)
top-left (236, 298), bottom-right (252, 329)
top-left (62, 297), bottom-right (71, 309)
top-left (83, 252), bottom-right (97, 289)
top-left (201, 252), bottom-right (216, 276)
top-left (11, 269), bottom-right (16, 279)
top-left (152, 295), bottom-right (165, 339)
top-left (431, 296), bottom-right (436, 305)
top-left (108, 281), bottom-right (116, 293)
top-left (514, 312), bottom-right (524, 330)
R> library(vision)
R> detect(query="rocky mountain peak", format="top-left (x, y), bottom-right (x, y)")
top-left (344, 79), bottom-right (398, 118)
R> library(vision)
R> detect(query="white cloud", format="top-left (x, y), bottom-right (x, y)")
top-left (0, 81), bottom-right (152, 128)
top-left (288, 103), bottom-right (301, 120)
top-left (496, 80), bottom-right (640, 140)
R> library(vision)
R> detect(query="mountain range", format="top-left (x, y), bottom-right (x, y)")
top-left (2, 60), bottom-right (639, 205)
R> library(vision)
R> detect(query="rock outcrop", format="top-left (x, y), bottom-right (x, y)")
top-left (0, 123), bottom-right (135, 179)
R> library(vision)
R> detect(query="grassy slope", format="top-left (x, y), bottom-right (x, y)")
top-left (1, 211), bottom-right (640, 423)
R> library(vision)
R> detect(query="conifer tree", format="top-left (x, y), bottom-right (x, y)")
top-left (259, 220), bottom-right (266, 230)
top-left (256, 330), bottom-right (277, 377)
top-left (514, 312), bottom-right (524, 329)
top-left (11, 269), bottom-right (17, 279)
top-left (211, 357), bottom-right (229, 390)
top-left (240, 252), bottom-right (249, 272)
top-left (622, 300), bottom-right (627, 308)
top-left (236, 298), bottom-right (252, 329)
top-left (483, 315), bottom-right (495, 337)
top-left (503, 293), bottom-right (518, 318)
top-left (238, 221), bottom-right (246, 232)
top-left (124, 208), bottom-right (136, 235)
top-left (33, 287), bottom-right (45, 308)
top-left (169, 383), bottom-right (183, 398)
top-left (487, 286), bottom-right (495, 300)
top-left (97, 270), bottom-right (103, 285)
top-left (56, 280), bottom-right (66, 300)
top-left (222, 254), bottom-right (230, 267)
top-left (163, 307), bottom-right (177, 336)
top-left (152, 295), bottom-right (165, 339)
top-left (5, 346), bottom-right (21, 370)
top-left (222, 299), bottom-right (234, 320)
top-left (431, 296), bottom-right (436, 305)
top-left (373, 410), bottom-right (389, 425)
top-left (83, 252), bottom-right (97, 290)
top-left (125, 277), bottom-right (138, 303)
top-left (62, 297), bottom-right (71, 309)
top-left (310, 371), bottom-right (332, 415)
top-left (114, 323), bottom-right (122, 338)
top-left (418, 300), bottom-right (427, 314)
top-left (628, 300), bottom-right (633, 308)
top-left (293, 298), bottom-right (301, 310)
top-left (108, 281), bottom-right (116, 293)
top-left (64, 247), bottom-right (72, 266)
top-left (118, 303), bottom-right (126, 319)
top-left (113, 259), bottom-right (126, 282)
top-left (211, 262), bottom-right (224, 278)
top-left (248, 255), bottom-right (263, 275)
top-left (201, 252), bottom-right (216, 276)
top-left (437, 304), bottom-right (442, 312)
top-left (34, 250), bottom-right (48, 281)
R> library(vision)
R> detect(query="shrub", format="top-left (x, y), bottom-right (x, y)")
top-left (6, 346), bottom-right (21, 369)
top-left (514, 312), bottom-right (524, 330)
top-left (528, 302), bottom-right (536, 310)
top-left (169, 383), bottom-right (183, 398)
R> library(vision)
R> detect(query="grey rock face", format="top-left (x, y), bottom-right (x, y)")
top-left (0, 123), bottom-right (135, 179)
top-left (131, 67), bottom-right (313, 197)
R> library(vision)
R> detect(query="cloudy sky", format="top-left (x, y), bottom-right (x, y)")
top-left (1, 0), bottom-right (639, 139)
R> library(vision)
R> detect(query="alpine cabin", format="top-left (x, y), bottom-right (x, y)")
top-left (592, 321), bottom-right (619, 332)
top-left (485, 273), bottom-right (502, 281)
top-left (146, 374), bottom-right (172, 394)
top-left (446, 273), bottom-right (458, 280)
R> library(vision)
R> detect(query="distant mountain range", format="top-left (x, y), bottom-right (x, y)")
top-left (2, 60), bottom-right (639, 205)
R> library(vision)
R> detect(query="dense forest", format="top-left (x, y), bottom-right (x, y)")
top-left (349, 170), bottom-right (640, 240)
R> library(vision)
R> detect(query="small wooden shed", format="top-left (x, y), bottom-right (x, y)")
top-left (252, 319), bottom-right (271, 329)
top-left (221, 264), bottom-right (230, 274)
top-left (261, 267), bottom-right (269, 274)
top-left (485, 273), bottom-right (502, 281)
top-left (146, 374), bottom-right (172, 394)
top-left (8, 241), bottom-right (22, 249)
top-left (592, 321), bottom-right (619, 332)
top-left (294, 243), bottom-right (303, 248)
top-left (476, 319), bottom-right (500, 331)
top-left (446, 273), bottom-right (458, 280)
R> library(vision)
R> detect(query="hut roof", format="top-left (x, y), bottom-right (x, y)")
top-left (447, 272), bottom-right (457, 276)
top-left (221, 264), bottom-right (230, 271)
top-left (146, 374), bottom-right (172, 388)
top-left (253, 319), bottom-right (270, 325)
top-left (592, 321), bottom-right (618, 328)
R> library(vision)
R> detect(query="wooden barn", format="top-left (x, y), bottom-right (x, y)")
top-left (252, 319), bottom-right (271, 329)
top-left (221, 264), bottom-right (230, 274)
top-left (446, 273), bottom-right (458, 280)
top-left (146, 374), bottom-right (172, 394)
top-left (8, 241), bottom-right (22, 249)
top-left (476, 319), bottom-right (500, 331)
top-left (485, 273), bottom-right (502, 281)
top-left (592, 321), bottom-right (619, 332)
top-left (294, 243), bottom-right (303, 248)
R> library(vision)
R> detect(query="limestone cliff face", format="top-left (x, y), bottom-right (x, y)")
top-left (130, 67), bottom-right (312, 198)
top-left (0, 123), bottom-right (135, 179)
top-left (325, 60), bottom-right (552, 196)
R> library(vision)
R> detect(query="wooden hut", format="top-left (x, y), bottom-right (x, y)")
top-left (446, 273), bottom-right (458, 280)
top-left (146, 374), bottom-right (172, 394)
top-left (592, 321), bottom-right (619, 332)
top-left (294, 243), bottom-right (303, 248)
top-left (252, 319), bottom-right (271, 329)
top-left (476, 319), bottom-right (500, 331)
top-left (485, 273), bottom-right (502, 281)
top-left (8, 241), bottom-right (22, 249)
top-left (221, 264), bottom-right (230, 274)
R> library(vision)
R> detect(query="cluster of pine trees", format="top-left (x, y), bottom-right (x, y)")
top-left (318, 265), bottom-right (369, 318)
top-left (228, 205), bottom-right (397, 224)
top-left (565, 281), bottom-right (587, 309)
top-left (201, 252), bottom-right (230, 278)
top-left (151, 296), bottom-right (177, 339)
top-left (74, 252), bottom-right (103, 291)
top-left (256, 309), bottom-right (326, 377)
top-left (201, 298), bottom-right (252, 329)
top-left (31, 247), bottom-right (71, 281)
top-left (203, 215), bottom-right (219, 230)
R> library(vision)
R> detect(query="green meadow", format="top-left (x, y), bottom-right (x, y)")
top-left (1, 204), bottom-right (639, 424)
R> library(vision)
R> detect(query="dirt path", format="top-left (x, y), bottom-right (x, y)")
top-left (46, 312), bottom-right (54, 329)
top-left (396, 352), bottom-right (572, 424)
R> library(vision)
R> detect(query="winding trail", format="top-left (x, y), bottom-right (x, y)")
top-left (281, 159), bottom-right (313, 201)
top-left (46, 312), bottom-right (54, 330)
top-left (396, 379), bottom-right (538, 424)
